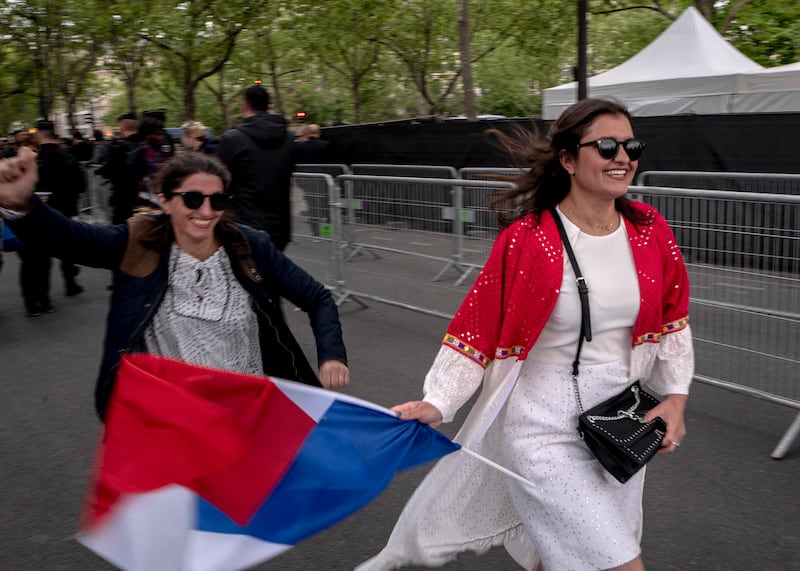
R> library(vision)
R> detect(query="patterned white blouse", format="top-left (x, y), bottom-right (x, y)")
top-left (143, 244), bottom-right (263, 375)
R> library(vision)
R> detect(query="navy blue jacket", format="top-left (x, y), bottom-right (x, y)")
top-left (10, 198), bottom-right (347, 418)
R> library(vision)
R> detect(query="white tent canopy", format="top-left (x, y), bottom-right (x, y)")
top-left (542, 7), bottom-right (767, 119)
top-left (731, 60), bottom-right (800, 113)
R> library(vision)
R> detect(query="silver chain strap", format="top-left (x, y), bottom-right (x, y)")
top-left (571, 371), bottom-right (585, 414)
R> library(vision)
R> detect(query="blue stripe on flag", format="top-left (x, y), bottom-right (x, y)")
top-left (196, 400), bottom-right (459, 544)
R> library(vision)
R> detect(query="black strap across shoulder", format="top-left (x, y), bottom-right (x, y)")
top-left (549, 208), bottom-right (592, 378)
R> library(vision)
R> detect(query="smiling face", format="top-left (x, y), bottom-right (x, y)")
top-left (158, 172), bottom-right (226, 259)
top-left (559, 112), bottom-right (638, 205)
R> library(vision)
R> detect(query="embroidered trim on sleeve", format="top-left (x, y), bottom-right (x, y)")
top-left (634, 317), bottom-right (689, 345)
top-left (442, 334), bottom-right (526, 367)
top-left (443, 334), bottom-right (489, 368)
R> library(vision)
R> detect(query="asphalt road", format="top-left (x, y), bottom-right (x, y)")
top-left (0, 247), bottom-right (797, 571)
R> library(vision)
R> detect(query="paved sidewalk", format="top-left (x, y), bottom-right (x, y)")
top-left (0, 250), bottom-right (797, 570)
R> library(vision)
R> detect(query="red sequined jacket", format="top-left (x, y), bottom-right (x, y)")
top-left (443, 203), bottom-right (690, 368)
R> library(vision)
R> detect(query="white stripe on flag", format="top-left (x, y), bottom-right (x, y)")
top-left (186, 530), bottom-right (291, 571)
top-left (77, 485), bottom-right (194, 571)
top-left (271, 378), bottom-right (397, 421)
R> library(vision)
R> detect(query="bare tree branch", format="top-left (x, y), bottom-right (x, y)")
top-left (592, 4), bottom-right (675, 20)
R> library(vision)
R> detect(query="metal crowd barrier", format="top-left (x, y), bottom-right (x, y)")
top-left (458, 169), bottom-right (526, 260)
top-left (295, 163), bottom-right (352, 178)
top-left (637, 170), bottom-right (800, 194)
top-left (337, 174), bottom-right (512, 286)
top-left (628, 185), bottom-right (800, 458)
top-left (351, 163), bottom-right (457, 179)
top-left (286, 175), bottom-right (800, 459)
top-left (289, 173), bottom-right (348, 297)
top-left (78, 163), bottom-right (111, 224)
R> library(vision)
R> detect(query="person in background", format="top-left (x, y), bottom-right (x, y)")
top-left (297, 123), bottom-right (330, 164)
top-left (0, 149), bottom-right (350, 420)
top-left (360, 98), bottom-right (693, 571)
top-left (58, 137), bottom-right (68, 149)
top-left (295, 123), bottom-right (332, 237)
top-left (90, 129), bottom-right (109, 166)
top-left (293, 124), bottom-right (309, 143)
top-left (11, 130), bottom-right (49, 315)
top-left (128, 117), bottom-right (170, 210)
top-left (98, 112), bottom-right (141, 225)
top-left (15, 133), bottom-right (38, 153)
top-left (34, 120), bottom-right (86, 300)
top-left (3, 130), bottom-right (27, 158)
top-left (142, 108), bottom-right (176, 158)
top-left (180, 121), bottom-right (215, 155)
top-left (217, 84), bottom-right (296, 251)
top-left (72, 131), bottom-right (94, 164)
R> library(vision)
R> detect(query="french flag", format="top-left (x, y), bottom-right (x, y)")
top-left (77, 354), bottom-right (459, 571)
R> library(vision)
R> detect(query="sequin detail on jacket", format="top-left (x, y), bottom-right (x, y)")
top-left (444, 204), bottom-right (690, 368)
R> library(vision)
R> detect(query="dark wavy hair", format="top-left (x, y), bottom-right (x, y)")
top-left (153, 152), bottom-right (232, 198)
top-left (488, 98), bottom-right (650, 229)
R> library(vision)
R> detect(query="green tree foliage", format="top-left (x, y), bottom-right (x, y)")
top-left (0, 0), bottom-right (798, 133)
top-left (724, 1), bottom-right (800, 65)
top-left (1, 0), bottom-right (104, 131)
top-left (291, 1), bottom-right (386, 124)
top-left (98, 0), bottom-right (161, 115)
top-left (0, 43), bottom-right (39, 131)
top-left (138, 0), bottom-right (269, 121)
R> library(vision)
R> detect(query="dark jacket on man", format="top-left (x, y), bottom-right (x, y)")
top-left (37, 143), bottom-right (86, 217)
top-left (98, 134), bottom-right (141, 224)
top-left (217, 114), bottom-right (297, 250)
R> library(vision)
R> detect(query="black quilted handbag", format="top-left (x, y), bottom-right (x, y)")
top-left (551, 209), bottom-right (666, 484)
top-left (578, 381), bottom-right (666, 483)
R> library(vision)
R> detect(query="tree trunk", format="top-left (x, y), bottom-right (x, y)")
top-left (183, 60), bottom-right (195, 120)
top-left (127, 80), bottom-right (137, 115)
top-left (694, 1), bottom-right (713, 21)
top-left (217, 73), bottom-right (231, 130)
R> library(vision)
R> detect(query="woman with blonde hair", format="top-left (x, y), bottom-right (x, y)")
top-left (180, 120), bottom-right (215, 155)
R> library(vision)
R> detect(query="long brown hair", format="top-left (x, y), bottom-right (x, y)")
top-left (488, 98), bottom-right (650, 229)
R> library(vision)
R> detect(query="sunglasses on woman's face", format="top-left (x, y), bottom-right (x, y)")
top-left (173, 191), bottom-right (233, 211)
top-left (576, 138), bottom-right (646, 161)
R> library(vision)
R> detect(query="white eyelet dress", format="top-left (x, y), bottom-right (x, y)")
top-left (497, 210), bottom-right (644, 570)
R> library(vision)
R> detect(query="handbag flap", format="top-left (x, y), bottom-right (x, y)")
top-left (578, 382), bottom-right (666, 462)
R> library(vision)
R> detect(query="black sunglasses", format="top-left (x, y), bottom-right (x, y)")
top-left (576, 138), bottom-right (646, 161)
top-left (171, 191), bottom-right (233, 211)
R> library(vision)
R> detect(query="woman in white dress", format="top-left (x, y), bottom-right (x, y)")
top-left (359, 98), bottom-right (694, 571)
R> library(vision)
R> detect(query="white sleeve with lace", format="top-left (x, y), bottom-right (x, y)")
top-left (642, 325), bottom-right (694, 396)
top-left (422, 346), bottom-right (485, 423)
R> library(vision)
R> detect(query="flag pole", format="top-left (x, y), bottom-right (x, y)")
top-left (458, 447), bottom-right (535, 488)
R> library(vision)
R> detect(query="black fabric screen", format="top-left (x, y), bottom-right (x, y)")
top-left (321, 114), bottom-right (800, 175)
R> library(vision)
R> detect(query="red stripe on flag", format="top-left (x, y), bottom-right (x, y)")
top-left (84, 354), bottom-right (317, 528)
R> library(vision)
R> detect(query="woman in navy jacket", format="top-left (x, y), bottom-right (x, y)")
top-left (0, 149), bottom-right (349, 419)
